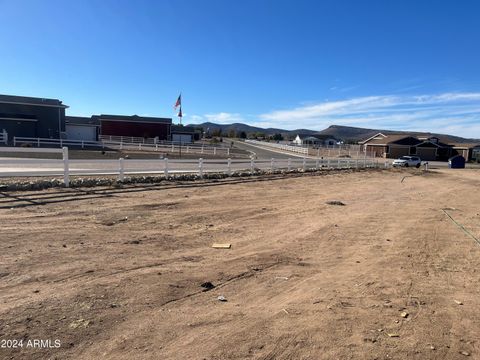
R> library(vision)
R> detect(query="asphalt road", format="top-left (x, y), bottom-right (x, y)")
top-left (228, 140), bottom-right (305, 159)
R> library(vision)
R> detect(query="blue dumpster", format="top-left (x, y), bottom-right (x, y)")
top-left (448, 155), bottom-right (465, 169)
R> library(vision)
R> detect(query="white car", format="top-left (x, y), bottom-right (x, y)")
top-left (392, 156), bottom-right (422, 168)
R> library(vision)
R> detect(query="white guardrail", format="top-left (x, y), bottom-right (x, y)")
top-left (11, 136), bottom-right (230, 155)
top-left (0, 147), bottom-right (378, 187)
top-left (245, 139), bottom-right (309, 155)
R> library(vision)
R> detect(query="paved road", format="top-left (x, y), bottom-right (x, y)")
top-left (228, 140), bottom-right (301, 159)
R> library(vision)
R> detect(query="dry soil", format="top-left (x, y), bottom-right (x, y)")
top-left (0, 168), bottom-right (479, 359)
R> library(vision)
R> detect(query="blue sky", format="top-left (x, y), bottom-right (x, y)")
top-left (1, 0), bottom-right (480, 137)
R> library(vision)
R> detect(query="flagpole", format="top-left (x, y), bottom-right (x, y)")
top-left (178, 92), bottom-right (182, 126)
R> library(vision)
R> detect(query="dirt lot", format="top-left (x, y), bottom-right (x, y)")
top-left (0, 168), bottom-right (479, 359)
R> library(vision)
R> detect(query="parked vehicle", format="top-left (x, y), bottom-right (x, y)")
top-left (392, 156), bottom-right (422, 168)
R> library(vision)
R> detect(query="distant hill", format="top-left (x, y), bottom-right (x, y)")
top-left (186, 122), bottom-right (316, 137)
top-left (187, 122), bottom-right (478, 143)
top-left (317, 125), bottom-right (478, 143)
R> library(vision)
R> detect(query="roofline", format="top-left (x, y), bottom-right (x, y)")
top-left (99, 118), bottom-right (172, 125)
top-left (0, 117), bottom-right (38, 122)
top-left (360, 132), bottom-right (387, 144)
top-left (452, 144), bottom-right (480, 149)
top-left (0, 99), bottom-right (68, 109)
top-left (417, 140), bottom-right (441, 148)
top-left (66, 123), bottom-right (100, 127)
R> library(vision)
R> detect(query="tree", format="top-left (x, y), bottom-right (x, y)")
top-left (239, 131), bottom-right (247, 139)
top-left (272, 133), bottom-right (284, 141)
top-left (228, 129), bottom-right (237, 138)
top-left (211, 129), bottom-right (222, 137)
top-left (255, 132), bottom-right (266, 139)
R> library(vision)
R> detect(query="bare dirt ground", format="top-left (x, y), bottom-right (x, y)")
top-left (0, 168), bottom-right (479, 359)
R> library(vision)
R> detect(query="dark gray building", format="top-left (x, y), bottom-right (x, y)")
top-left (0, 94), bottom-right (68, 139)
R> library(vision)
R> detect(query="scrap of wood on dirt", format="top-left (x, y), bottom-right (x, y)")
top-left (211, 243), bottom-right (232, 249)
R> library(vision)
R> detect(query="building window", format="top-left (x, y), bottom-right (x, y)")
top-left (410, 146), bottom-right (417, 155)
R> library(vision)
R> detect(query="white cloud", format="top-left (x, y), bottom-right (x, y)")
top-left (204, 112), bottom-right (245, 124)
top-left (187, 114), bottom-right (204, 122)
top-left (257, 92), bottom-right (480, 138)
top-left (185, 92), bottom-right (480, 138)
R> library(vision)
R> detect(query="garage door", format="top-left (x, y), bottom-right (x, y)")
top-left (172, 134), bottom-right (192, 144)
top-left (417, 148), bottom-right (437, 161)
top-left (66, 125), bottom-right (97, 141)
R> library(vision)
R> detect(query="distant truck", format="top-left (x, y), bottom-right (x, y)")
top-left (392, 156), bottom-right (422, 168)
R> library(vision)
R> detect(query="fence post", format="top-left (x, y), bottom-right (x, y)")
top-left (155, 144), bottom-right (158, 151)
top-left (337, 158), bottom-right (340, 168)
top-left (213, 147), bottom-right (216, 155)
top-left (171, 144), bottom-right (174, 152)
top-left (60, 138), bottom-right (63, 148)
top-left (201, 146), bottom-right (204, 154)
top-left (13, 136), bottom-right (16, 147)
top-left (250, 158), bottom-right (255, 173)
top-left (138, 143), bottom-right (142, 150)
top-left (227, 158), bottom-right (232, 175)
top-left (62, 147), bottom-right (69, 188)
top-left (316, 158), bottom-right (319, 169)
top-left (327, 158), bottom-right (330, 168)
top-left (227, 147), bottom-right (230, 156)
top-left (81, 140), bottom-right (84, 149)
top-left (288, 158), bottom-right (291, 171)
top-left (302, 157), bottom-right (306, 170)
top-left (186, 146), bottom-right (189, 153)
top-left (118, 158), bottom-right (125, 181)
top-left (271, 158), bottom-right (275, 171)
top-left (164, 158), bottom-right (169, 177)
top-left (199, 158), bottom-right (204, 178)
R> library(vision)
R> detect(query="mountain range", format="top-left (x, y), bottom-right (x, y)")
top-left (187, 122), bottom-right (478, 143)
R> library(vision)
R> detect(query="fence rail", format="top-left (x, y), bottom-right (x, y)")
top-left (102, 141), bottom-right (230, 155)
top-left (11, 136), bottom-right (229, 156)
top-left (0, 130), bottom-right (8, 145)
top-left (13, 136), bottom-right (101, 148)
top-left (0, 146), bottom-right (378, 187)
top-left (245, 139), bottom-right (309, 155)
top-left (99, 135), bottom-right (157, 144)
top-left (246, 139), bottom-right (376, 159)
top-left (99, 135), bottom-right (197, 146)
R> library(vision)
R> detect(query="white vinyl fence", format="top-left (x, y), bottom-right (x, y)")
top-left (246, 139), bottom-right (376, 159)
top-left (102, 141), bottom-right (230, 155)
top-left (0, 147), bottom-right (378, 187)
top-left (13, 136), bottom-right (100, 148)
top-left (99, 134), bottom-right (195, 145)
top-left (0, 146), bottom-right (70, 186)
top-left (245, 139), bottom-right (309, 155)
top-left (12, 136), bottom-right (229, 155)
top-left (0, 130), bottom-right (7, 145)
